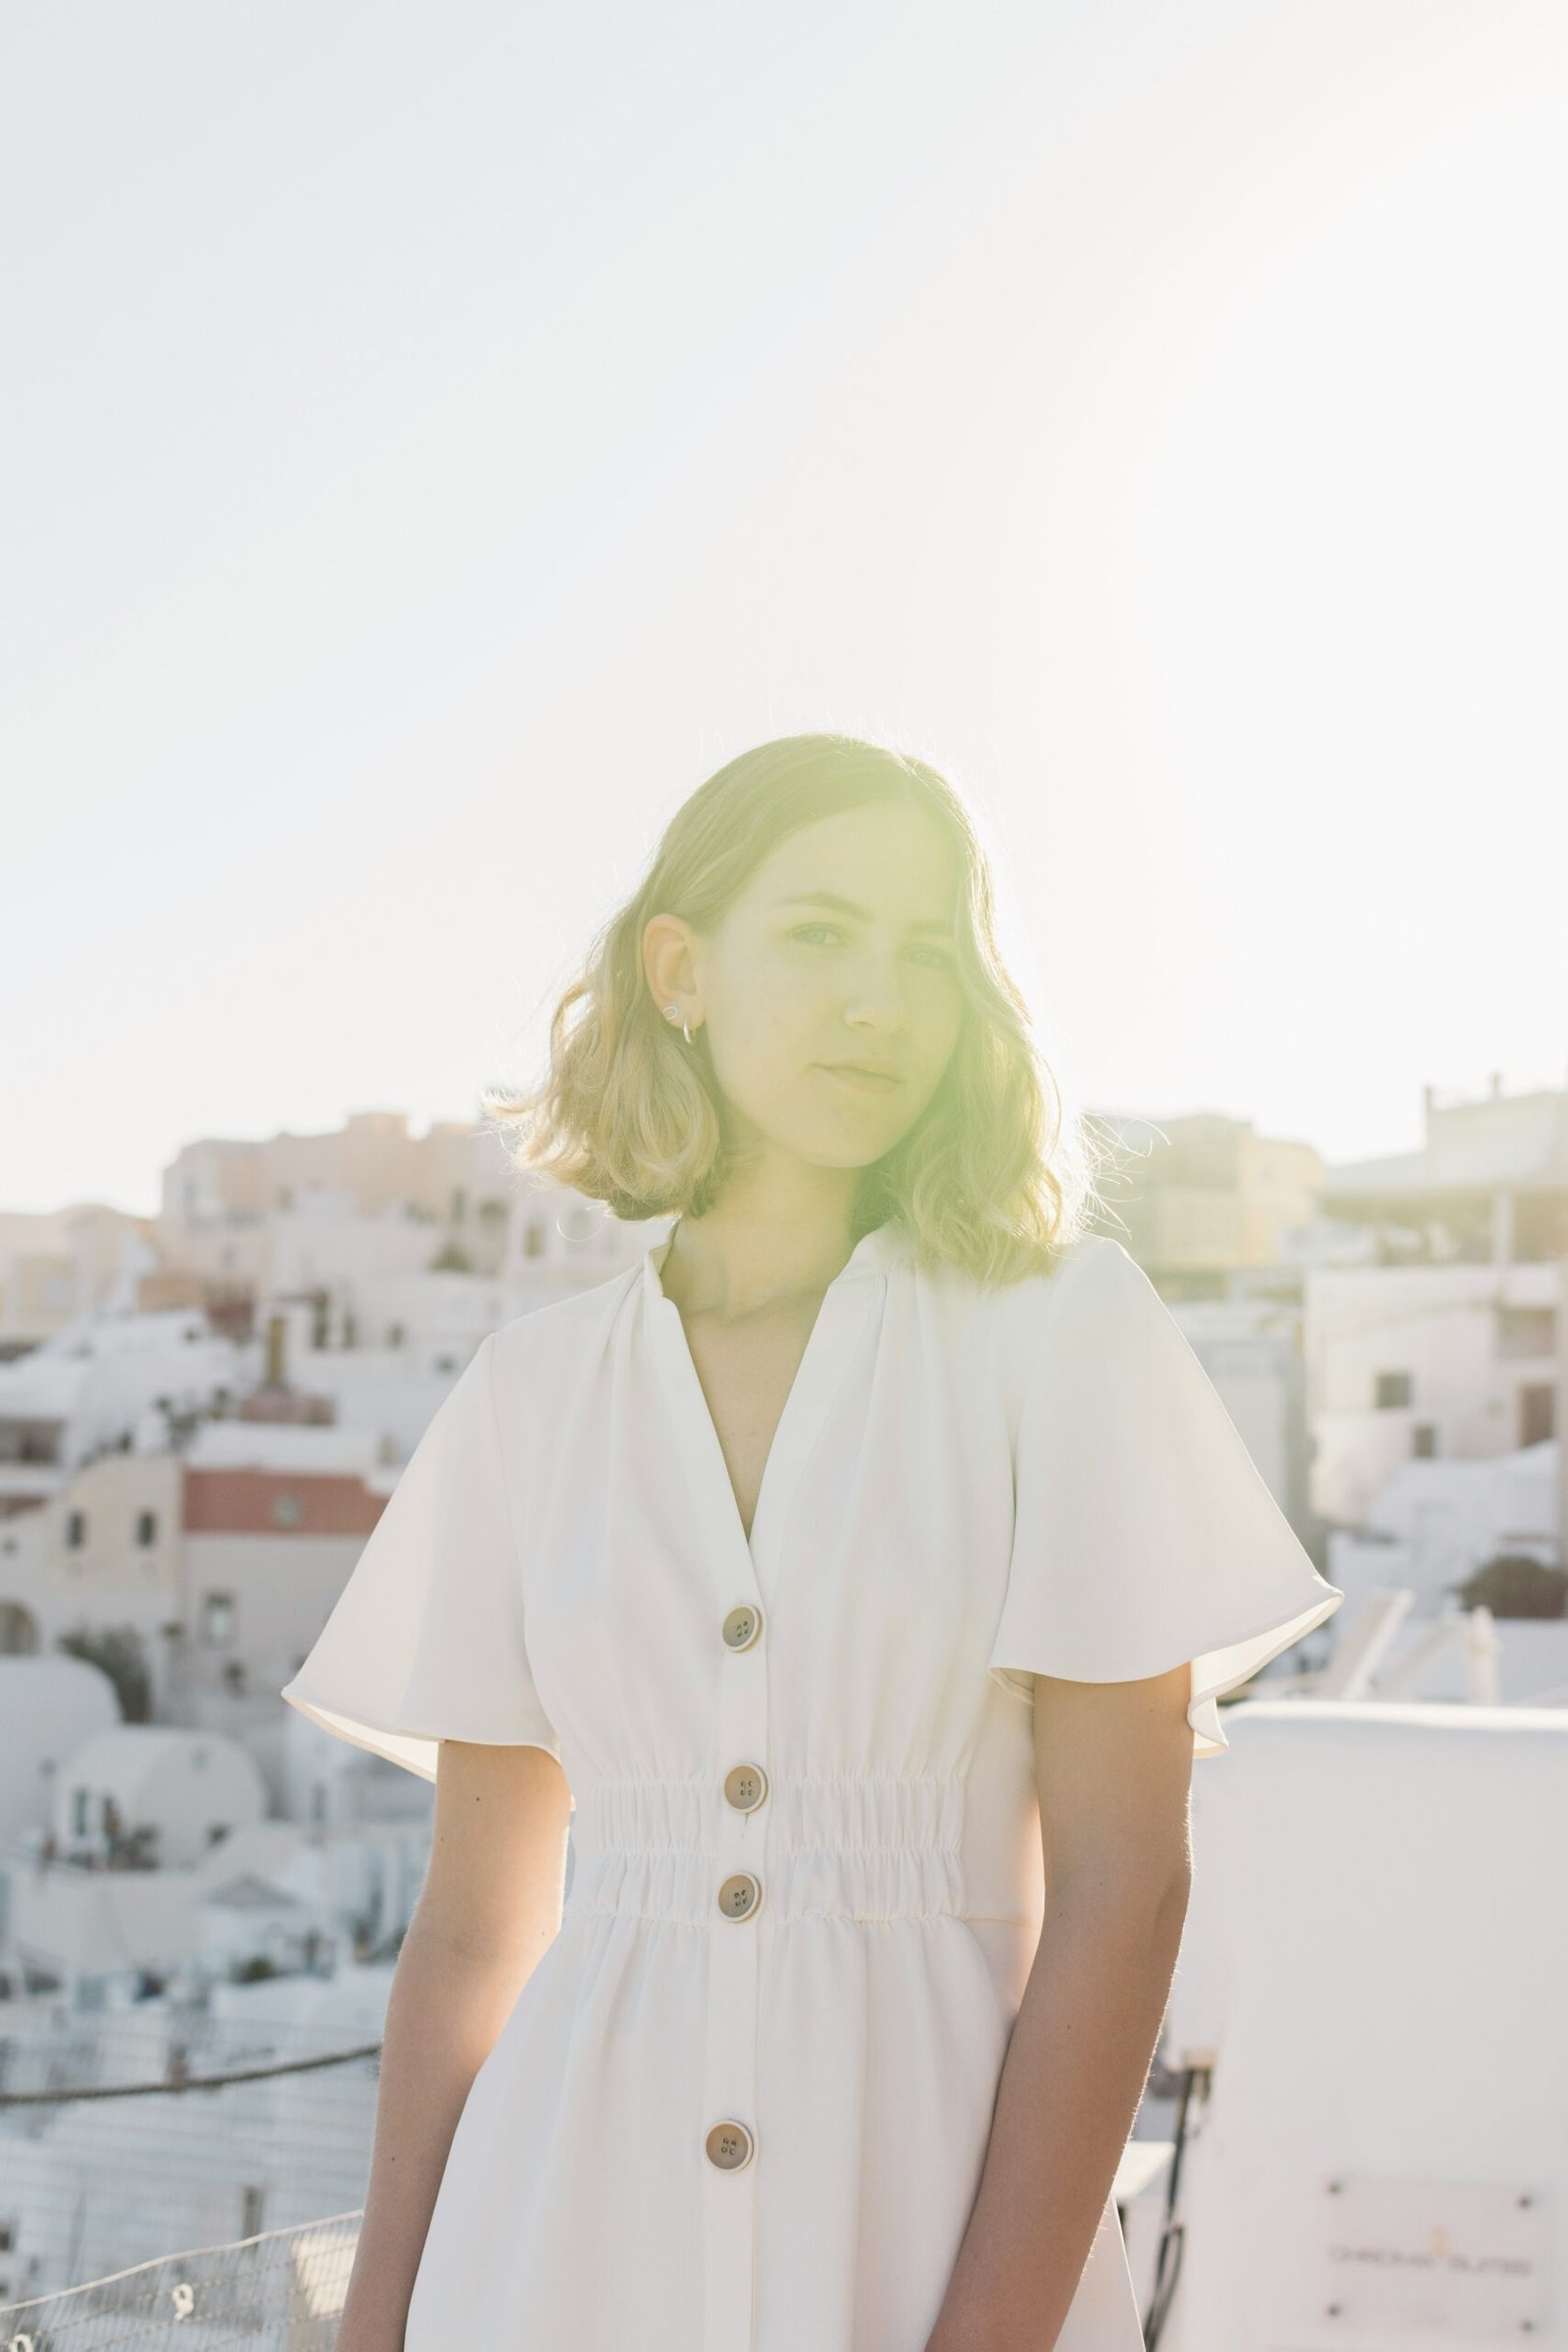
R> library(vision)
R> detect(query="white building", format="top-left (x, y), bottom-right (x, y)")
top-left (0, 1653), bottom-right (121, 1849)
top-left (1320, 1438), bottom-right (1565, 1706)
top-left (51, 1724), bottom-right (268, 1870)
top-left (1329, 1438), bottom-right (1557, 1608)
top-left (0, 1308), bottom-right (243, 1516)
top-left (1311, 1075), bottom-right (1567, 1546)
top-left (0, 1203), bottom-right (158, 1346)
top-left (0, 1717), bottom-right (433, 2004)
top-left (176, 1420), bottom-right (398, 1745)
top-left (154, 1110), bottom-right (643, 1351)
top-left (1306, 1257), bottom-right (1563, 1527)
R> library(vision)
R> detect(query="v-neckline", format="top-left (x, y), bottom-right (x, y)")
top-left (642, 1218), bottom-right (894, 1602)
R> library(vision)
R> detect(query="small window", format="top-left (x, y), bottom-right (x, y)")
top-left (65, 1509), bottom-right (87, 1549)
top-left (1520, 1384), bottom-right (1555, 1447)
top-left (135, 1509), bottom-right (158, 1546)
top-left (271, 1494), bottom-right (303, 1529)
top-left (1495, 1305), bottom-right (1556, 1359)
top-left (1374, 1371), bottom-right (1413, 1410)
top-left (1411, 1423), bottom-right (1438, 1458)
top-left (203, 1592), bottom-right (236, 1646)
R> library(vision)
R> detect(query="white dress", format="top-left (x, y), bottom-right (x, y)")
top-left (281, 1221), bottom-right (1344, 2351)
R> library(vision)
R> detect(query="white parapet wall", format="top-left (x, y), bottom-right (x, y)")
top-left (1153, 1697), bottom-right (1567, 2351)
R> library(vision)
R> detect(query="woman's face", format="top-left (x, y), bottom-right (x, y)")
top-left (655, 800), bottom-right (966, 1176)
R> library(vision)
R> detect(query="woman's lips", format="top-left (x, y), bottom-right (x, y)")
top-left (820, 1065), bottom-right (903, 1093)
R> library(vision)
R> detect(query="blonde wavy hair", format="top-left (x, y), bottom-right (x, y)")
top-left (481, 733), bottom-right (1113, 1287)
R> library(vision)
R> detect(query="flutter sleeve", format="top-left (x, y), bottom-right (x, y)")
top-left (280, 1331), bottom-right (561, 1783)
top-left (986, 1236), bottom-right (1344, 1759)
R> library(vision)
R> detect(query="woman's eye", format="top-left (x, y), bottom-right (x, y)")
top-left (790, 925), bottom-right (952, 969)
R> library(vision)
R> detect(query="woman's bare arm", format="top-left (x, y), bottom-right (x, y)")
top-left (334, 1739), bottom-right (572, 2352)
top-left (925, 1663), bottom-right (1195, 2352)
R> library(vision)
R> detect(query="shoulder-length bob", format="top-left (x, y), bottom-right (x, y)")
top-left (481, 733), bottom-right (1113, 1286)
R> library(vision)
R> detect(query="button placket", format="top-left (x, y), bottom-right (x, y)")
top-left (702, 1590), bottom-right (767, 2351)
top-left (643, 1236), bottom-right (888, 2352)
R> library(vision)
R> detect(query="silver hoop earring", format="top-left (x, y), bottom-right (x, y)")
top-left (662, 1003), bottom-right (695, 1046)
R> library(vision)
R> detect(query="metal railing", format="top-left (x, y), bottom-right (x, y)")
top-left (0, 2211), bottom-right (360, 2350)
top-left (0, 2013), bottom-right (378, 2316)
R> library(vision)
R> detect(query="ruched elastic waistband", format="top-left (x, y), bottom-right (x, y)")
top-left (564, 1773), bottom-right (965, 1925)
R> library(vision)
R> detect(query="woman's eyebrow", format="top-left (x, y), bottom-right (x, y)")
top-left (774, 888), bottom-right (954, 938)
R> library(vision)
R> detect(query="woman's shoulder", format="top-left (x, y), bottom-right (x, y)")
top-left (996, 1231), bottom-right (1152, 1358)
top-left (486, 1254), bottom-right (643, 1391)
top-left (906, 1224), bottom-right (1124, 1316)
top-left (891, 1225), bottom-right (1113, 1397)
top-left (936, 1233), bottom-right (1154, 1413)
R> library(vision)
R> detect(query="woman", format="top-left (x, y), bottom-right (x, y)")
top-left (282, 732), bottom-right (1344, 2351)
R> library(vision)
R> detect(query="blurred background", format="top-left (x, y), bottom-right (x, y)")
top-left (2, 3), bottom-right (1565, 2345)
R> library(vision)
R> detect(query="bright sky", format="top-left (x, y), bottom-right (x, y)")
top-left (5, 2), bottom-right (1565, 1218)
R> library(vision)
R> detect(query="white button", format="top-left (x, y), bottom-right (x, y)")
top-left (705, 2119), bottom-right (755, 2170)
top-left (724, 1762), bottom-right (767, 1812)
top-left (717, 1871), bottom-right (761, 1921)
top-left (722, 1604), bottom-right (761, 1651)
